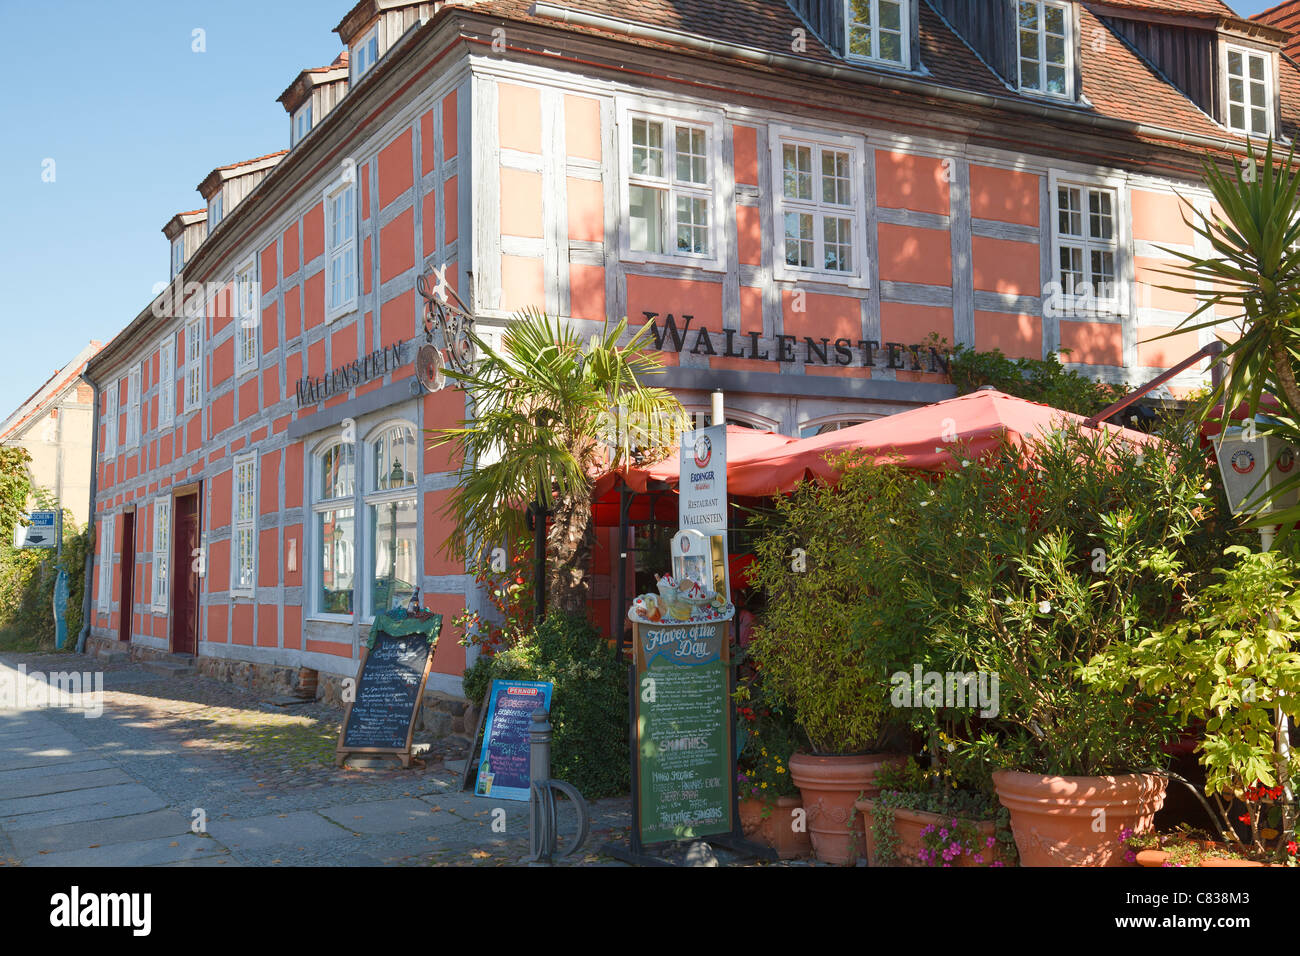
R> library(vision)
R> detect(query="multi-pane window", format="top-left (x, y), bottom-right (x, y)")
top-left (846, 0), bottom-right (908, 67)
top-left (125, 365), bottom-right (141, 448)
top-left (158, 335), bottom-right (175, 429)
top-left (292, 103), bottom-right (313, 146)
top-left (207, 192), bottom-right (224, 235)
top-left (1226, 46), bottom-right (1272, 137)
top-left (103, 381), bottom-right (117, 458)
top-left (236, 261), bottom-right (258, 373)
top-left (152, 498), bottom-right (170, 611)
top-left (185, 317), bottom-right (203, 412)
top-left (171, 238), bottom-right (184, 280)
top-left (1055, 182), bottom-right (1120, 312)
top-left (366, 424), bottom-right (419, 616)
top-left (351, 27), bottom-right (379, 85)
top-left (98, 518), bottom-right (113, 611)
top-left (232, 456), bottom-right (256, 596)
top-left (626, 114), bottom-right (714, 259)
top-left (1018, 1), bottom-right (1071, 98)
top-left (314, 442), bottom-right (356, 616)
top-left (324, 179), bottom-right (357, 320)
top-left (775, 135), bottom-right (860, 277)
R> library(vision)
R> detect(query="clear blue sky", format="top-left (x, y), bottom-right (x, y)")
top-left (0, 0), bottom-right (347, 412)
top-left (0, 0), bottom-right (1286, 414)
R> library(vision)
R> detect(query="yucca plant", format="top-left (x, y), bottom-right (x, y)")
top-left (1158, 138), bottom-right (1300, 528)
top-left (427, 308), bottom-right (687, 616)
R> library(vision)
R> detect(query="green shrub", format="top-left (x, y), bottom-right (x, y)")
top-left (0, 500), bottom-right (88, 653)
top-left (948, 344), bottom-right (1126, 416)
top-left (463, 612), bottom-right (629, 799)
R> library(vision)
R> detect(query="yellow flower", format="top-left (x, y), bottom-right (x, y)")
top-left (760, 782), bottom-right (768, 789)
top-left (776, 766), bottom-right (785, 774)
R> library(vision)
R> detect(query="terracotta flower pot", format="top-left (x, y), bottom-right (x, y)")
top-left (993, 770), bottom-right (1166, 867)
top-left (740, 796), bottom-right (813, 860)
top-left (858, 799), bottom-right (1010, 867)
top-left (1135, 841), bottom-right (1280, 868)
top-left (789, 753), bottom-right (904, 866)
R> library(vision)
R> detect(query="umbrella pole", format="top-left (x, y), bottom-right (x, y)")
top-left (615, 481), bottom-right (630, 658)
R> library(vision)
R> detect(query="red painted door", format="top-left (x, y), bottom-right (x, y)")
top-left (118, 511), bottom-right (135, 642)
top-left (171, 493), bottom-right (200, 656)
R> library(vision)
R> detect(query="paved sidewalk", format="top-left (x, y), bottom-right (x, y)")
top-left (0, 652), bottom-right (631, 867)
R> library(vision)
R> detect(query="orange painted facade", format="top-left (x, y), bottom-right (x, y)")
top-left (86, 0), bottom-right (1251, 691)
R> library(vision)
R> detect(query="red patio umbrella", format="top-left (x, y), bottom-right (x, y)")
top-left (725, 388), bottom-right (1158, 497)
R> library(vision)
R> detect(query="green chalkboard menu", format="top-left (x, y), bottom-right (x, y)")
top-left (633, 618), bottom-right (734, 845)
top-left (336, 612), bottom-right (441, 768)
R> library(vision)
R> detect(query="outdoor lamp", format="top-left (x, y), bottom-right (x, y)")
top-left (1211, 415), bottom-right (1299, 552)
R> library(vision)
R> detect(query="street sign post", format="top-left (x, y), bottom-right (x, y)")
top-left (14, 510), bottom-right (58, 550)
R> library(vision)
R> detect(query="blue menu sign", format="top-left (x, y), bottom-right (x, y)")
top-left (474, 679), bottom-right (554, 802)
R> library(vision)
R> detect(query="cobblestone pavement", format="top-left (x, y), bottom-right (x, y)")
top-left (0, 652), bottom-right (637, 867)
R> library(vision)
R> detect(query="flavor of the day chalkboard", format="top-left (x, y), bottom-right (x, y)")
top-left (475, 680), bottom-right (554, 801)
top-left (336, 611), bottom-right (440, 768)
top-left (631, 603), bottom-right (736, 846)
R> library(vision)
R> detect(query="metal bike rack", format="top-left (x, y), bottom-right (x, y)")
top-left (528, 709), bottom-right (590, 863)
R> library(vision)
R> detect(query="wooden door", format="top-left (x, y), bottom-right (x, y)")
top-left (171, 492), bottom-right (200, 656)
top-left (118, 511), bottom-right (135, 642)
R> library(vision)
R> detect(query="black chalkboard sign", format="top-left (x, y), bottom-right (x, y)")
top-left (336, 614), bottom-right (440, 768)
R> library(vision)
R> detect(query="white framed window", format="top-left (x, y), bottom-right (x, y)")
top-left (364, 422), bottom-right (419, 618)
top-left (1018, 0), bottom-right (1073, 99)
top-left (323, 174), bottom-right (358, 321)
top-left (124, 364), bottom-right (141, 448)
top-left (617, 101), bottom-right (725, 270)
top-left (152, 497), bottom-right (171, 611)
top-left (770, 125), bottom-right (869, 286)
top-left (799, 416), bottom-right (872, 438)
top-left (158, 334), bottom-right (176, 429)
top-left (292, 102), bottom-right (313, 146)
top-left (102, 381), bottom-right (117, 458)
top-left (1049, 170), bottom-right (1129, 317)
top-left (350, 26), bottom-right (379, 85)
top-left (184, 316), bottom-right (203, 412)
top-left (231, 455), bottom-right (256, 597)
top-left (312, 440), bottom-right (356, 618)
top-left (235, 259), bottom-right (259, 374)
top-left (171, 238), bottom-right (184, 280)
top-left (98, 517), bottom-right (113, 611)
top-left (845, 0), bottom-right (910, 69)
top-left (1225, 45), bottom-right (1273, 138)
top-left (207, 192), bottom-right (224, 235)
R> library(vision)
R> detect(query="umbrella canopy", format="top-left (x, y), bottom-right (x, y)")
top-left (590, 425), bottom-right (798, 501)
top-left (725, 388), bottom-right (1158, 497)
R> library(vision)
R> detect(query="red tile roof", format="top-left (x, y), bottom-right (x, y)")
top-left (1098, 0), bottom-right (1239, 17)
top-left (214, 150), bottom-right (288, 173)
top-left (1253, 0), bottom-right (1300, 60)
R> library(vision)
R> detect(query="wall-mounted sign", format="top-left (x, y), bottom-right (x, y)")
top-left (295, 342), bottom-right (408, 407)
top-left (644, 312), bottom-right (950, 373)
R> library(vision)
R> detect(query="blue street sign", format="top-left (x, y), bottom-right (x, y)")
top-left (16, 511), bottom-right (57, 549)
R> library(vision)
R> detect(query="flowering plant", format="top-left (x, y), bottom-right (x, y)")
top-left (453, 547), bottom-right (534, 658)
top-left (917, 819), bottom-right (1002, 867)
top-left (734, 672), bottom-right (802, 805)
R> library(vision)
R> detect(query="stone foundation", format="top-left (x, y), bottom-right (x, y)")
top-left (83, 635), bottom-right (474, 741)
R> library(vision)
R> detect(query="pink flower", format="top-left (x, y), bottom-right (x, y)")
top-left (985, 836), bottom-right (996, 848)
top-left (1124, 850), bottom-right (1137, 863)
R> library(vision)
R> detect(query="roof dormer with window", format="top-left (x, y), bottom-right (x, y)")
top-left (788, 0), bottom-right (922, 72)
top-left (333, 1), bottom-right (439, 94)
top-left (196, 152), bottom-right (287, 240)
top-left (161, 210), bottom-right (207, 280)
top-left (278, 51), bottom-right (349, 149)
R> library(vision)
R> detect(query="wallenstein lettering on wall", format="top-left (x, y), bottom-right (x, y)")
top-left (295, 342), bottom-right (408, 407)
top-left (644, 312), bottom-right (950, 374)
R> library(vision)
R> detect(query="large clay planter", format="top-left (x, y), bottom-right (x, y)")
top-left (740, 796), bottom-right (813, 860)
top-left (789, 753), bottom-right (903, 865)
top-left (858, 800), bottom-right (1011, 867)
top-left (993, 770), bottom-right (1166, 867)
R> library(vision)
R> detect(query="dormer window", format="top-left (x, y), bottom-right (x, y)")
top-left (845, 0), bottom-right (909, 69)
top-left (1225, 45), bottom-right (1273, 138)
top-left (170, 237), bottom-right (184, 279)
top-left (1018, 0), bottom-right (1073, 99)
top-left (292, 102), bottom-right (313, 147)
top-left (350, 26), bottom-right (378, 85)
top-left (207, 193), bottom-right (224, 235)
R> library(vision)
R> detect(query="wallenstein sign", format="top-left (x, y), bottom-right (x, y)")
top-left (643, 312), bottom-right (951, 374)
top-left (295, 342), bottom-right (408, 407)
